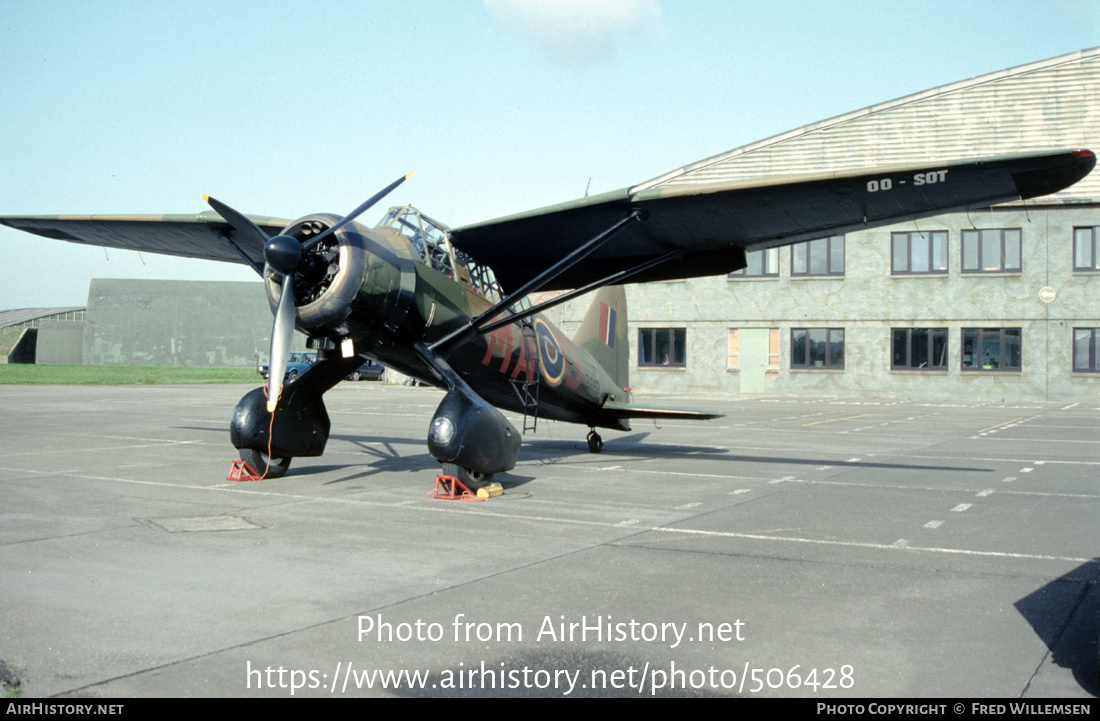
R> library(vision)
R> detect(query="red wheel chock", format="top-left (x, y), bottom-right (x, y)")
top-left (227, 460), bottom-right (262, 481)
top-left (434, 474), bottom-right (476, 500)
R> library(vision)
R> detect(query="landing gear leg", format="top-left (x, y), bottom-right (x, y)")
top-left (587, 428), bottom-right (603, 454)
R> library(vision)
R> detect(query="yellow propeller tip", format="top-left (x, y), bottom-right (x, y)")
top-left (405, 171), bottom-right (414, 179)
top-left (266, 400), bottom-right (278, 413)
top-left (203, 194), bottom-right (210, 203)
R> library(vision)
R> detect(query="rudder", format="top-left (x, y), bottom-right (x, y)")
top-left (574, 285), bottom-right (629, 392)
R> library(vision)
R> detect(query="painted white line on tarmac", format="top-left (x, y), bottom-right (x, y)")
top-left (651, 526), bottom-right (1093, 563)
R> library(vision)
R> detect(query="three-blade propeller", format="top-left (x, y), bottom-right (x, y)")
top-left (205, 173), bottom-right (412, 412)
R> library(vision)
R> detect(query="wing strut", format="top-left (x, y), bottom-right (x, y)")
top-left (477, 248), bottom-right (682, 336)
top-left (471, 208), bottom-right (647, 327)
top-left (430, 208), bottom-right (647, 356)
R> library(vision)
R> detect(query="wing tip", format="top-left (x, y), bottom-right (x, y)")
top-left (1014, 148), bottom-right (1096, 200)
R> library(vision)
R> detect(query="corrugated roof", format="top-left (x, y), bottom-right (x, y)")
top-left (636, 47), bottom-right (1100, 203)
top-left (0, 307), bottom-right (85, 328)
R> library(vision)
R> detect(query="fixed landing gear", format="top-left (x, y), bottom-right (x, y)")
top-left (441, 462), bottom-right (493, 490)
top-left (230, 353), bottom-right (361, 482)
top-left (587, 428), bottom-right (603, 454)
top-left (239, 448), bottom-right (291, 479)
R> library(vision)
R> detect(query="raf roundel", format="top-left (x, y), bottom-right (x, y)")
top-left (534, 318), bottom-right (566, 387)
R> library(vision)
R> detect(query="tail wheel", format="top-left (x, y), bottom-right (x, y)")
top-left (440, 462), bottom-right (492, 490)
top-left (587, 430), bottom-right (603, 454)
top-left (239, 448), bottom-right (292, 479)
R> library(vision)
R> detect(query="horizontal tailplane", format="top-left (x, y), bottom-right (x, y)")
top-left (601, 400), bottom-right (723, 421)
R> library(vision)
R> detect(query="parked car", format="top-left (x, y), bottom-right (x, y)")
top-left (347, 359), bottom-right (386, 381)
top-left (258, 351), bottom-right (317, 381)
top-left (259, 353), bottom-right (385, 382)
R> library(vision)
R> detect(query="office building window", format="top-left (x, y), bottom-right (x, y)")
top-left (961, 229), bottom-right (1021, 273)
top-left (891, 328), bottom-right (948, 370)
top-left (792, 235), bottom-right (844, 276)
top-left (639, 328), bottom-right (686, 367)
top-left (1073, 227), bottom-right (1100, 271)
top-left (729, 248), bottom-right (779, 277)
top-left (1073, 328), bottom-right (1100, 373)
top-left (961, 328), bottom-right (1021, 371)
top-left (791, 328), bottom-right (844, 369)
top-left (892, 231), bottom-right (947, 274)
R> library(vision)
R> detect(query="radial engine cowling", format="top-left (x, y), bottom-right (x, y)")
top-left (262, 214), bottom-right (414, 342)
top-left (263, 214), bottom-right (366, 332)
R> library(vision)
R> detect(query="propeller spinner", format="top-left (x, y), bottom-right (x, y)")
top-left (205, 173), bottom-right (412, 413)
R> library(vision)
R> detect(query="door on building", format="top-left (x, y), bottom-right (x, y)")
top-left (729, 328), bottom-right (779, 394)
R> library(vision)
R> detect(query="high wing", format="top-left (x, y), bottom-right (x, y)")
top-left (1, 150), bottom-right (1093, 292)
top-left (449, 149), bottom-right (1095, 292)
top-left (0, 211), bottom-right (291, 270)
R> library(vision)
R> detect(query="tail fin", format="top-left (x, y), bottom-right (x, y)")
top-left (574, 285), bottom-right (629, 392)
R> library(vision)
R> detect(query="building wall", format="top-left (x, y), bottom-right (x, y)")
top-left (549, 48), bottom-right (1100, 403)
top-left (558, 204), bottom-right (1099, 402)
top-left (35, 321), bottom-right (84, 365)
top-left (84, 279), bottom-right (281, 366)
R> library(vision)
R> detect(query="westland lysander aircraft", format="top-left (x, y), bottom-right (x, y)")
top-left (1, 149), bottom-right (1094, 487)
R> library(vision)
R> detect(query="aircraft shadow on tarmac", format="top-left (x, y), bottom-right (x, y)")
top-left (179, 426), bottom-right (438, 484)
top-left (180, 426), bottom-right (985, 487)
top-left (518, 432), bottom-right (986, 474)
top-left (312, 433), bottom-right (442, 484)
top-left (1014, 559), bottom-right (1100, 696)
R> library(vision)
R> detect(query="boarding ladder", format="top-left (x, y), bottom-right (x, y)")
top-left (509, 319), bottom-right (540, 433)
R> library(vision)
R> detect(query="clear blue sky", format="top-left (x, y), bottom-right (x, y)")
top-left (1, 0), bottom-right (1097, 309)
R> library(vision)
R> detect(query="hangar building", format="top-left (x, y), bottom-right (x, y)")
top-left (543, 46), bottom-right (1100, 403)
top-left (82, 279), bottom-right (276, 367)
top-left (0, 307), bottom-right (86, 364)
